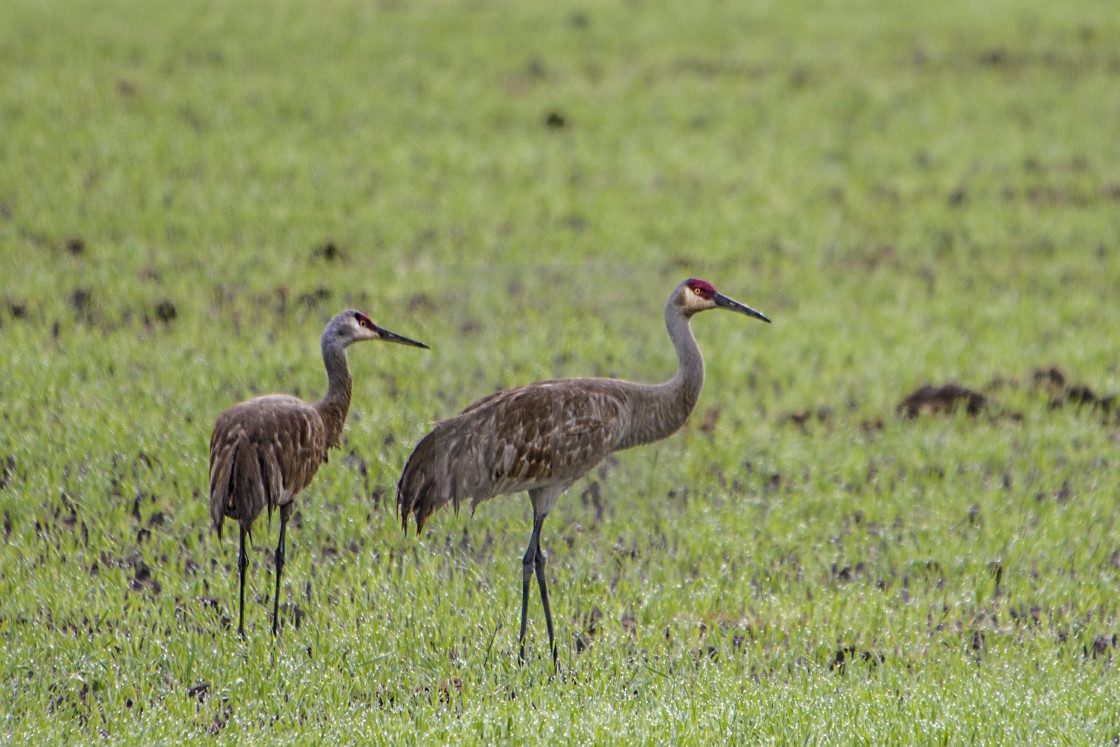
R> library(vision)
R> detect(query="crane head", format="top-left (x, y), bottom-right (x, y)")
top-left (677, 279), bottom-right (771, 323)
top-left (328, 310), bottom-right (430, 349)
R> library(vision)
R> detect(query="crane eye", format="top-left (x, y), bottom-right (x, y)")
top-left (687, 281), bottom-right (714, 299)
top-left (356, 314), bottom-right (372, 329)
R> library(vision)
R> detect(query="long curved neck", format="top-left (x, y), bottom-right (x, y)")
top-left (664, 303), bottom-right (704, 410)
top-left (315, 337), bottom-right (352, 449)
top-left (617, 304), bottom-right (704, 450)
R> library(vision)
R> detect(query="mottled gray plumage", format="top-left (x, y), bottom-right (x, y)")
top-left (397, 380), bottom-right (626, 530)
top-left (397, 278), bottom-right (769, 666)
top-left (209, 309), bottom-right (427, 638)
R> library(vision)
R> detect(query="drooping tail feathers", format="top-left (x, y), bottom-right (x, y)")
top-left (209, 427), bottom-right (275, 542)
top-left (396, 419), bottom-right (492, 535)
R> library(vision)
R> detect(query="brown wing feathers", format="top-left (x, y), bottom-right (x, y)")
top-left (208, 424), bottom-right (239, 540)
top-left (208, 397), bottom-right (327, 542)
top-left (397, 381), bottom-right (628, 533)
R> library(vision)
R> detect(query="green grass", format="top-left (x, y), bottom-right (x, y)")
top-left (2, 0), bottom-right (1119, 742)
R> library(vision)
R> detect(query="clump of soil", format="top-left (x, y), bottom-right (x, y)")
top-left (779, 407), bottom-right (834, 430)
top-left (311, 242), bottom-right (342, 261)
top-left (830, 644), bottom-right (885, 674)
top-left (573, 606), bottom-right (602, 654)
top-left (154, 300), bottom-right (177, 323)
top-left (130, 558), bottom-right (162, 594)
top-left (1033, 366), bottom-right (1116, 415)
top-left (898, 383), bottom-right (986, 418)
top-left (277, 602), bottom-right (306, 631)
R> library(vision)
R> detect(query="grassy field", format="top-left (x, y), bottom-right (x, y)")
top-left (2, 0), bottom-right (1119, 742)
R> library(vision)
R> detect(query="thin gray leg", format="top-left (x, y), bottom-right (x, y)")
top-left (534, 537), bottom-right (558, 669)
top-left (518, 513), bottom-right (546, 664)
top-left (271, 510), bottom-right (288, 636)
top-left (237, 526), bottom-right (249, 638)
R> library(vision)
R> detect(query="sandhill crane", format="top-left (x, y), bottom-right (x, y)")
top-left (210, 310), bottom-right (427, 638)
top-left (397, 279), bottom-right (769, 665)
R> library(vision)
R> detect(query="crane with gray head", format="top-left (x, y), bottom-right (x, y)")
top-left (397, 279), bottom-right (769, 666)
top-left (210, 310), bottom-right (427, 637)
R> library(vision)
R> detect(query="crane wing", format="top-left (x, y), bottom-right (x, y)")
top-left (209, 395), bottom-right (327, 540)
top-left (397, 380), bottom-right (630, 533)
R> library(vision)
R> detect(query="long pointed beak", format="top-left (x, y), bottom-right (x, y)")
top-left (376, 326), bottom-right (430, 349)
top-left (714, 293), bottom-right (771, 323)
